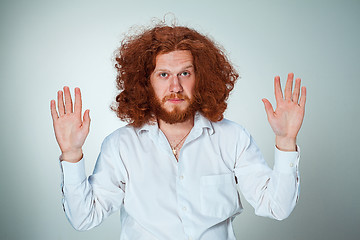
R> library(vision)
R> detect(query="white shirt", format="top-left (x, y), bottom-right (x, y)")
top-left (60, 113), bottom-right (300, 240)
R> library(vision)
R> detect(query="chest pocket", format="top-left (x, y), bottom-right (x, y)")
top-left (200, 173), bottom-right (239, 218)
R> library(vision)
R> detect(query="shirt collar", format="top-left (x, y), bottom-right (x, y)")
top-left (136, 112), bottom-right (214, 135)
top-left (193, 112), bottom-right (214, 135)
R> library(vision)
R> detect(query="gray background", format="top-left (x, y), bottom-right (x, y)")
top-left (1, 0), bottom-right (359, 239)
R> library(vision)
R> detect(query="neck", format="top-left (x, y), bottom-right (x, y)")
top-left (158, 116), bottom-right (194, 138)
top-left (158, 116), bottom-right (195, 161)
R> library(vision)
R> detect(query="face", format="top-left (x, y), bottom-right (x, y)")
top-left (149, 50), bottom-right (197, 124)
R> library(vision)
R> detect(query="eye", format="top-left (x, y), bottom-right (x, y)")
top-left (180, 71), bottom-right (190, 77)
top-left (160, 72), bottom-right (168, 78)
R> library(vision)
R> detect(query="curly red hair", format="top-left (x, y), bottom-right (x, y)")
top-left (112, 24), bottom-right (239, 127)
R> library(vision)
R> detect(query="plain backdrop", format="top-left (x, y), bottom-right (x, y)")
top-left (0, 0), bottom-right (359, 239)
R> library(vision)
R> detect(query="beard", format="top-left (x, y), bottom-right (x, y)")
top-left (149, 89), bottom-right (199, 124)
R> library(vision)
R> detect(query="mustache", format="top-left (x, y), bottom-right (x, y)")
top-left (162, 94), bottom-right (190, 103)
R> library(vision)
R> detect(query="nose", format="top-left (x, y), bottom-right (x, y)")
top-left (169, 75), bottom-right (183, 93)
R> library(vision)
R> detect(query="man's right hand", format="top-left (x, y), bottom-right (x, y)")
top-left (50, 87), bottom-right (90, 163)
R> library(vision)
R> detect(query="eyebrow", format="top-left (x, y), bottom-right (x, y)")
top-left (153, 64), bottom-right (194, 73)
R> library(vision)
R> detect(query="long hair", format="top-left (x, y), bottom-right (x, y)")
top-left (111, 23), bottom-right (239, 127)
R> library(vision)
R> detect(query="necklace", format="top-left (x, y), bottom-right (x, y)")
top-left (170, 129), bottom-right (191, 157)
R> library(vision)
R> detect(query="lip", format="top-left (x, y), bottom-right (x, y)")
top-left (167, 98), bottom-right (184, 103)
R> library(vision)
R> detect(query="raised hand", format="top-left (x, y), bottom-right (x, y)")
top-left (50, 87), bottom-right (90, 162)
top-left (262, 73), bottom-right (306, 151)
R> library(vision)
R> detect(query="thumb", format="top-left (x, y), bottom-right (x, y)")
top-left (262, 98), bottom-right (274, 120)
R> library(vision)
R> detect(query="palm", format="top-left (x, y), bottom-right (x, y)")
top-left (53, 109), bottom-right (87, 152)
top-left (262, 73), bottom-right (306, 139)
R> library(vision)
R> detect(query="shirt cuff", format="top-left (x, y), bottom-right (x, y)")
top-left (273, 145), bottom-right (300, 173)
top-left (61, 159), bottom-right (87, 185)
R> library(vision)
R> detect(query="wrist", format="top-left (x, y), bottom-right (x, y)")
top-left (275, 136), bottom-right (297, 152)
top-left (61, 149), bottom-right (83, 163)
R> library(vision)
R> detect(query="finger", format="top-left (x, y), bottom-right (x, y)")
top-left (57, 90), bottom-right (65, 116)
top-left (274, 76), bottom-right (283, 105)
top-left (74, 87), bottom-right (82, 116)
top-left (63, 86), bottom-right (73, 114)
top-left (50, 100), bottom-right (59, 121)
top-left (284, 73), bottom-right (294, 100)
top-left (299, 86), bottom-right (307, 108)
top-left (292, 78), bottom-right (301, 103)
top-left (82, 109), bottom-right (91, 133)
top-left (262, 98), bottom-right (274, 120)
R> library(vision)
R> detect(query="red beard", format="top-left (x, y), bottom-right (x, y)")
top-left (149, 90), bottom-right (198, 124)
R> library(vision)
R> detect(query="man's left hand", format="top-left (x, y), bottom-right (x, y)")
top-left (262, 73), bottom-right (307, 151)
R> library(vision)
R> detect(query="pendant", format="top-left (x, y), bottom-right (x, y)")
top-left (172, 148), bottom-right (177, 156)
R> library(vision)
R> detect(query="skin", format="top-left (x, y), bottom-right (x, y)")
top-left (50, 50), bottom-right (306, 162)
top-left (262, 73), bottom-right (307, 151)
top-left (50, 87), bottom-right (90, 162)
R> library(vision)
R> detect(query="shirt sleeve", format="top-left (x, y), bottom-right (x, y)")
top-left (60, 135), bottom-right (127, 230)
top-left (234, 133), bottom-right (300, 220)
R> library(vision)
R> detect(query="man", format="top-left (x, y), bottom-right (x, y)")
top-left (50, 24), bottom-right (306, 240)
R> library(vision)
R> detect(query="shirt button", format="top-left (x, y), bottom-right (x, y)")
top-left (182, 206), bottom-right (187, 211)
top-left (179, 175), bottom-right (184, 180)
top-left (290, 163), bottom-right (294, 167)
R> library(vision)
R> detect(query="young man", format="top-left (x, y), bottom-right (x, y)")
top-left (50, 24), bottom-right (306, 240)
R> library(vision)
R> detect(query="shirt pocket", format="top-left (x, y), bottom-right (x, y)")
top-left (200, 173), bottom-right (239, 218)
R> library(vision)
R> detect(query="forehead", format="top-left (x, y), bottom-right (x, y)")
top-left (154, 50), bottom-right (193, 70)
